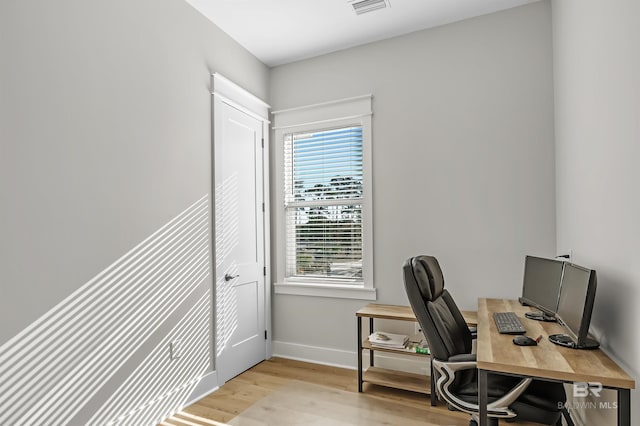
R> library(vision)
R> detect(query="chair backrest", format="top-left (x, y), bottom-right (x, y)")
top-left (402, 255), bottom-right (472, 361)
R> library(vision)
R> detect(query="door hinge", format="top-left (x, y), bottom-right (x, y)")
top-left (261, 138), bottom-right (264, 148)
top-left (262, 202), bottom-right (265, 212)
top-left (263, 266), bottom-right (267, 276)
top-left (264, 330), bottom-right (268, 340)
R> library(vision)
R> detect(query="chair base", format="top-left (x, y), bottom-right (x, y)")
top-left (469, 418), bottom-right (498, 426)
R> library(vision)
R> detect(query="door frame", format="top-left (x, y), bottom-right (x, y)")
top-left (210, 73), bottom-right (271, 380)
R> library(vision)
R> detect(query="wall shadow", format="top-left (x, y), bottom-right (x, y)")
top-left (0, 195), bottom-right (211, 425)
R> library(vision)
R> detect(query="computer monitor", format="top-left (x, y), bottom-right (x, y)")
top-left (549, 263), bottom-right (599, 349)
top-left (519, 255), bottom-right (564, 321)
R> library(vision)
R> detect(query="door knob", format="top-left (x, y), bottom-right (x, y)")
top-left (224, 273), bottom-right (239, 282)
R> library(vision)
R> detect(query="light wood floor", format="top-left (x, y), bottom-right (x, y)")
top-left (160, 357), bottom-right (474, 426)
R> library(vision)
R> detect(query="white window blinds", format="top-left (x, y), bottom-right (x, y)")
top-left (284, 126), bottom-right (363, 281)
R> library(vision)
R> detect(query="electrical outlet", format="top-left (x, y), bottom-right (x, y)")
top-left (170, 339), bottom-right (182, 360)
top-left (558, 249), bottom-right (573, 262)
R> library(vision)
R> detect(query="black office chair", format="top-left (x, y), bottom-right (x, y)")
top-left (402, 255), bottom-right (568, 426)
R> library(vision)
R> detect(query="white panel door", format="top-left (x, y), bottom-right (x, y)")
top-left (214, 97), bottom-right (266, 384)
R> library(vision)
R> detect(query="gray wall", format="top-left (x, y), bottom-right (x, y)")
top-left (552, 0), bottom-right (640, 422)
top-left (0, 0), bottom-right (267, 423)
top-left (269, 1), bottom-right (556, 363)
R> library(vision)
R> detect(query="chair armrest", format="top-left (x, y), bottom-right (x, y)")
top-left (432, 358), bottom-right (478, 411)
top-left (432, 356), bottom-right (532, 420)
top-left (448, 353), bottom-right (476, 363)
top-left (468, 326), bottom-right (477, 339)
top-left (435, 356), bottom-right (477, 374)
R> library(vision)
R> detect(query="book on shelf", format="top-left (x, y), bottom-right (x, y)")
top-left (367, 332), bottom-right (430, 354)
top-left (368, 331), bottom-right (408, 349)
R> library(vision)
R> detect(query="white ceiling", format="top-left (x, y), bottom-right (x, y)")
top-left (186, 0), bottom-right (539, 67)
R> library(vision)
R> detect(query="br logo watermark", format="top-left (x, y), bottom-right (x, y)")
top-left (559, 382), bottom-right (617, 410)
top-left (573, 382), bottom-right (603, 397)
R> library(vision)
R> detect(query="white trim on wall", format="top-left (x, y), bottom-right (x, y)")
top-left (274, 282), bottom-right (376, 300)
top-left (183, 371), bottom-right (219, 407)
top-left (272, 95), bottom-right (371, 129)
top-left (272, 340), bottom-right (429, 376)
top-left (272, 96), bottom-right (376, 300)
top-left (211, 73), bottom-right (270, 120)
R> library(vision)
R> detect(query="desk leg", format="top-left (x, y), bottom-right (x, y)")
top-left (369, 318), bottom-right (374, 367)
top-left (478, 369), bottom-right (488, 426)
top-left (357, 316), bottom-right (363, 392)
top-left (618, 388), bottom-right (630, 426)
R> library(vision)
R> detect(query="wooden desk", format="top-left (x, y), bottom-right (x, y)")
top-left (477, 298), bottom-right (635, 426)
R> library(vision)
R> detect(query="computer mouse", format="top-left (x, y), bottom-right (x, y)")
top-left (513, 335), bottom-right (538, 346)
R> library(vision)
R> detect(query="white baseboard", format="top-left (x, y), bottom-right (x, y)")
top-left (183, 370), bottom-right (220, 407)
top-left (272, 340), bottom-right (355, 369)
top-left (271, 340), bottom-right (430, 376)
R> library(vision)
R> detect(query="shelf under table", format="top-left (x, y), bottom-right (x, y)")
top-left (362, 366), bottom-right (431, 395)
top-left (362, 339), bottom-right (429, 357)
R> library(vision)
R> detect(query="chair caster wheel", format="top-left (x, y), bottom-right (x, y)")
top-left (469, 421), bottom-right (478, 426)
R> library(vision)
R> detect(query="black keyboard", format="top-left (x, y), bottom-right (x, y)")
top-left (493, 312), bottom-right (526, 334)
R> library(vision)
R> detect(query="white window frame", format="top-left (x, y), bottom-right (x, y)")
top-left (272, 95), bottom-right (375, 300)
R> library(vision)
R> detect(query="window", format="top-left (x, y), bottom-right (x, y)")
top-left (285, 126), bottom-right (363, 280)
top-left (273, 95), bottom-right (375, 300)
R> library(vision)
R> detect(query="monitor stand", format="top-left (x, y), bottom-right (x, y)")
top-left (524, 311), bottom-right (557, 322)
top-left (549, 334), bottom-right (600, 350)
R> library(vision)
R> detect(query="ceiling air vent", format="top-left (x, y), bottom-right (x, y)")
top-left (351, 0), bottom-right (389, 15)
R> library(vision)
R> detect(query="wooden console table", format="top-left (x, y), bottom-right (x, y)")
top-left (356, 303), bottom-right (477, 404)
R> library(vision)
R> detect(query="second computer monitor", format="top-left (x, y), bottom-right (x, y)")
top-left (519, 255), bottom-right (564, 318)
top-left (554, 263), bottom-right (598, 349)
